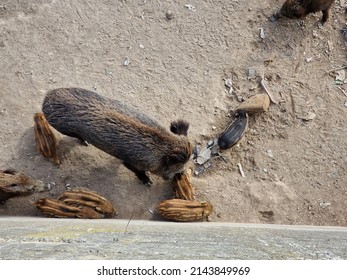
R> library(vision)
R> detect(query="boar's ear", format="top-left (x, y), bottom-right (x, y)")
top-left (170, 120), bottom-right (189, 136)
top-left (167, 148), bottom-right (189, 164)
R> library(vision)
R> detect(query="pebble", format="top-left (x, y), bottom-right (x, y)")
top-left (247, 68), bottom-right (256, 80)
top-left (319, 202), bottom-right (331, 209)
top-left (165, 10), bottom-right (174, 20)
top-left (266, 149), bottom-right (274, 158)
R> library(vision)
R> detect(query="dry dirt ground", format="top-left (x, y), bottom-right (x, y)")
top-left (1, 0), bottom-right (346, 226)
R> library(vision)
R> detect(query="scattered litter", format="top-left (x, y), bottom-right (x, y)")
top-left (305, 57), bottom-right (313, 63)
top-left (224, 78), bottom-right (233, 94)
top-left (335, 70), bottom-right (346, 84)
top-left (193, 139), bottom-right (221, 175)
top-left (139, 44), bottom-right (144, 49)
top-left (237, 163), bottom-right (245, 177)
top-left (203, 161), bottom-right (211, 170)
top-left (184, 4), bottom-right (196, 11)
top-left (123, 57), bottom-right (130, 66)
top-left (266, 149), bottom-right (274, 158)
top-left (211, 126), bottom-right (216, 130)
top-left (344, 101), bottom-right (347, 108)
top-left (319, 202), bottom-right (331, 209)
top-left (207, 139), bottom-right (214, 148)
top-left (194, 164), bottom-right (205, 176)
top-left (196, 146), bottom-right (212, 165)
top-left (258, 27), bottom-right (265, 39)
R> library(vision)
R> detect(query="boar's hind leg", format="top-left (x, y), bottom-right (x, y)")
top-left (123, 161), bottom-right (153, 186)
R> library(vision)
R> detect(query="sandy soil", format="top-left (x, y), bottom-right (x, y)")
top-left (1, 0), bottom-right (346, 226)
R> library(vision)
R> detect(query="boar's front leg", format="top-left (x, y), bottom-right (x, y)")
top-left (123, 161), bottom-right (153, 186)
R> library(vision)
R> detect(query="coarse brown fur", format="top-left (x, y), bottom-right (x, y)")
top-left (275, 0), bottom-right (334, 24)
top-left (0, 169), bottom-right (45, 202)
top-left (170, 119), bottom-right (190, 136)
top-left (38, 88), bottom-right (192, 184)
top-left (32, 198), bottom-right (104, 219)
top-left (34, 112), bottom-right (60, 164)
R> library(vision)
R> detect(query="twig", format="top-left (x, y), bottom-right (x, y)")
top-left (260, 72), bottom-right (278, 104)
top-left (337, 87), bottom-right (347, 97)
top-left (124, 212), bottom-right (133, 233)
top-left (326, 65), bottom-right (347, 74)
top-left (237, 163), bottom-right (245, 178)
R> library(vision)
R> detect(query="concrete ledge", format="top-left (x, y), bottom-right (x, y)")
top-left (0, 217), bottom-right (346, 259)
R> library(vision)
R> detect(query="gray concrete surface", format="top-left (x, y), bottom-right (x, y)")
top-left (0, 217), bottom-right (346, 259)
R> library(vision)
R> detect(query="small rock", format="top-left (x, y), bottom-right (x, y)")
top-left (236, 94), bottom-right (270, 113)
top-left (123, 57), bottom-right (130, 66)
top-left (335, 70), bottom-right (345, 83)
top-left (259, 28), bottom-right (265, 39)
top-left (319, 202), bottom-right (331, 209)
top-left (247, 68), bottom-right (256, 80)
top-left (211, 126), bottom-right (216, 130)
top-left (225, 78), bottom-right (232, 88)
top-left (237, 95), bottom-right (244, 102)
top-left (300, 112), bottom-right (316, 121)
top-left (266, 149), bottom-right (274, 158)
top-left (165, 10), bottom-right (174, 20)
top-left (327, 41), bottom-right (333, 52)
top-left (305, 57), bottom-right (313, 63)
top-left (184, 4), bottom-right (196, 11)
top-left (224, 78), bottom-right (233, 94)
top-left (270, 14), bottom-right (279, 22)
